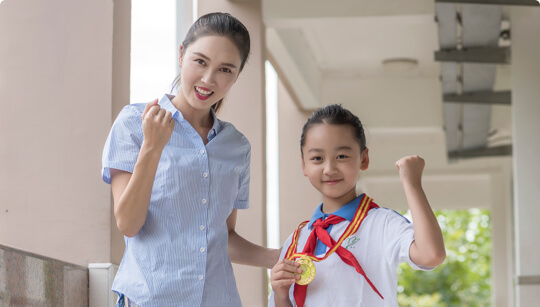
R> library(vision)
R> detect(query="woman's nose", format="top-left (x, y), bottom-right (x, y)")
top-left (201, 70), bottom-right (216, 86)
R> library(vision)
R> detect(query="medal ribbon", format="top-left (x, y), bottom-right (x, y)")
top-left (285, 195), bottom-right (384, 306)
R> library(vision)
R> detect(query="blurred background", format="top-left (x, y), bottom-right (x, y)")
top-left (1, 0), bottom-right (539, 306)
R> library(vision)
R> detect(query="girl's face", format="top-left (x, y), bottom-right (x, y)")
top-left (301, 123), bottom-right (369, 211)
top-left (178, 35), bottom-right (242, 112)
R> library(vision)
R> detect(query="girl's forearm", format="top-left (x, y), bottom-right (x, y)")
top-left (113, 145), bottom-right (162, 237)
top-left (274, 296), bottom-right (294, 307)
top-left (403, 181), bottom-right (446, 267)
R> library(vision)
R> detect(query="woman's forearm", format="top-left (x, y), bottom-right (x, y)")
top-left (112, 144), bottom-right (162, 237)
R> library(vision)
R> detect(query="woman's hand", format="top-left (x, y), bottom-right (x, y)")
top-left (141, 99), bottom-right (175, 152)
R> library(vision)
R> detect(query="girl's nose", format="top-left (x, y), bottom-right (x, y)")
top-left (323, 161), bottom-right (338, 175)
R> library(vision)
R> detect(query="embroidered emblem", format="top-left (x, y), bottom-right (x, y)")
top-left (344, 236), bottom-right (360, 250)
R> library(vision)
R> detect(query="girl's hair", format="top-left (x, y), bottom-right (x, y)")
top-left (172, 12), bottom-right (251, 114)
top-left (300, 104), bottom-right (367, 154)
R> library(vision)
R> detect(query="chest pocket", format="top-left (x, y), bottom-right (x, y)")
top-left (210, 161), bottom-right (241, 222)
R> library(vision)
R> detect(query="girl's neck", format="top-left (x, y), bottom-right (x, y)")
top-left (321, 192), bottom-right (358, 214)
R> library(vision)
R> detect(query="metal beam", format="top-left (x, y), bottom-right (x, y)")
top-left (435, 47), bottom-right (510, 63)
top-left (436, 0), bottom-right (540, 6)
top-left (444, 90), bottom-right (511, 105)
top-left (517, 275), bottom-right (540, 285)
top-left (448, 145), bottom-right (512, 158)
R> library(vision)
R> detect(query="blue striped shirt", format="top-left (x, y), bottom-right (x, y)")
top-left (102, 94), bottom-right (250, 307)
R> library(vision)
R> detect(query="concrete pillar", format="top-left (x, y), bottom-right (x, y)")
top-left (511, 7), bottom-right (540, 306)
top-left (0, 0), bottom-right (129, 266)
top-left (277, 80), bottom-right (322, 244)
top-left (490, 164), bottom-right (514, 306)
top-left (196, 0), bottom-right (267, 305)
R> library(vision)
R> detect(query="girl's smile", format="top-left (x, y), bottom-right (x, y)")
top-left (301, 123), bottom-right (369, 213)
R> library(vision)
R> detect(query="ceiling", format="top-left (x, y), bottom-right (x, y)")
top-left (261, 0), bottom-right (526, 209)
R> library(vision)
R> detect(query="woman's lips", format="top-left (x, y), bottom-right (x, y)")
top-left (194, 86), bottom-right (213, 100)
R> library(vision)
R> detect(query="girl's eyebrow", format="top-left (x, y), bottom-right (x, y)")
top-left (308, 146), bottom-right (352, 153)
top-left (192, 52), bottom-right (238, 69)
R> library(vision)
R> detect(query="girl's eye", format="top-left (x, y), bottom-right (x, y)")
top-left (220, 67), bottom-right (232, 73)
top-left (195, 59), bottom-right (205, 65)
top-left (337, 155), bottom-right (348, 159)
top-left (311, 156), bottom-right (322, 161)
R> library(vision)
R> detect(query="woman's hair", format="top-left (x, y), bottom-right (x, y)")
top-left (172, 12), bottom-right (251, 114)
top-left (300, 104), bottom-right (367, 154)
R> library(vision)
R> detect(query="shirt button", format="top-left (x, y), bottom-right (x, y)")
top-left (198, 275), bottom-right (203, 281)
top-left (201, 198), bottom-right (207, 204)
top-left (199, 149), bottom-right (205, 155)
top-left (203, 172), bottom-right (208, 178)
top-left (200, 247), bottom-right (205, 253)
top-left (199, 225), bottom-right (204, 230)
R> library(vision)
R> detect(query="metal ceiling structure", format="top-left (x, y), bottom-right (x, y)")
top-left (435, 0), bottom-right (538, 158)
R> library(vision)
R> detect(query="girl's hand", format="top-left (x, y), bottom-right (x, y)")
top-left (271, 258), bottom-right (302, 301)
top-left (395, 155), bottom-right (425, 187)
top-left (141, 99), bottom-right (175, 151)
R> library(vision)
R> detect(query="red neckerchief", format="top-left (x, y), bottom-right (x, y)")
top-left (285, 195), bottom-right (383, 307)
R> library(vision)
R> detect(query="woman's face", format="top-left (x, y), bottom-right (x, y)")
top-left (178, 35), bottom-right (242, 112)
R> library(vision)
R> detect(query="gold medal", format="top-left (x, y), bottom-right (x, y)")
top-left (296, 255), bottom-right (316, 285)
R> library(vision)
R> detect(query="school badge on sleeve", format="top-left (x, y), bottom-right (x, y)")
top-left (296, 255), bottom-right (316, 285)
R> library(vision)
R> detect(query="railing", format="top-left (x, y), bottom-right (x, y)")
top-left (0, 243), bottom-right (88, 306)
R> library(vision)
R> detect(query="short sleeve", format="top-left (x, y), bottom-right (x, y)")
top-left (101, 105), bottom-right (144, 184)
top-left (383, 209), bottom-right (435, 271)
top-left (233, 144), bottom-right (251, 210)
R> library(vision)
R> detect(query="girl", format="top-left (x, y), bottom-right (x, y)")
top-left (102, 12), bottom-right (278, 307)
top-left (269, 104), bottom-right (446, 306)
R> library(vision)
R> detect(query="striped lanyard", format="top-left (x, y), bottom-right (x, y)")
top-left (285, 194), bottom-right (383, 300)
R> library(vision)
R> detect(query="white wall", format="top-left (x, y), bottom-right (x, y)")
top-left (511, 7), bottom-right (540, 306)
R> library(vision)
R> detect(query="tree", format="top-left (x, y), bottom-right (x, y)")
top-left (397, 209), bottom-right (492, 306)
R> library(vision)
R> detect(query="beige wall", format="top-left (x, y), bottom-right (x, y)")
top-left (0, 0), bottom-right (125, 266)
top-left (197, 0), bottom-right (268, 306)
top-left (276, 80), bottom-right (322, 244)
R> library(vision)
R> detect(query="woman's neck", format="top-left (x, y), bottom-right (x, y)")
top-left (171, 93), bottom-right (213, 130)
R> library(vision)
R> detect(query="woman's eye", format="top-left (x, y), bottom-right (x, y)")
top-left (312, 157), bottom-right (322, 161)
top-left (337, 155), bottom-right (347, 159)
top-left (195, 59), bottom-right (205, 65)
top-left (220, 67), bottom-right (232, 73)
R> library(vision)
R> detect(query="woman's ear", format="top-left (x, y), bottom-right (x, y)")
top-left (360, 148), bottom-right (370, 170)
top-left (178, 45), bottom-right (184, 68)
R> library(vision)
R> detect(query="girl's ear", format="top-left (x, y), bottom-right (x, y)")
top-left (360, 148), bottom-right (370, 170)
top-left (301, 154), bottom-right (308, 177)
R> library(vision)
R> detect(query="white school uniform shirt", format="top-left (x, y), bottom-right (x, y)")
top-left (269, 195), bottom-right (434, 307)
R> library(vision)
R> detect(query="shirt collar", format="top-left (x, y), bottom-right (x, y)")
top-left (207, 108), bottom-right (221, 140)
top-left (159, 94), bottom-right (222, 139)
top-left (159, 94), bottom-right (180, 119)
top-left (307, 194), bottom-right (365, 229)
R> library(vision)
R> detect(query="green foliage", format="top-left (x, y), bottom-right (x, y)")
top-left (397, 209), bottom-right (492, 307)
